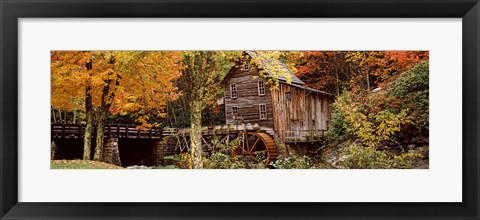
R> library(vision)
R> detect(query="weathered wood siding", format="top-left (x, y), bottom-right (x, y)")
top-left (271, 83), bottom-right (332, 142)
top-left (223, 59), bottom-right (332, 145)
top-left (224, 65), bottom-right (274, 128)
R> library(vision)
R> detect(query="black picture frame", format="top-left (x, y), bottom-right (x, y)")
top-left (1, 0), bottom-right (478, 219)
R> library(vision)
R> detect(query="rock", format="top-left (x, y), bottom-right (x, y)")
top-left (407, 144), bottom-right (416, 150)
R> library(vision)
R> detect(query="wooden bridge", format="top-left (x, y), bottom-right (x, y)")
top-left (51, 123), bottom-right (163, 140)
top-left (51, 123), bottom-right (325, 166)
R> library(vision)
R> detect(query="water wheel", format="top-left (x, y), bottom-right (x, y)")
top-left (232, 131), bottom-right (278, 166)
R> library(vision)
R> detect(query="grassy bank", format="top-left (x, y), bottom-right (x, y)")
top-left (51, 160), bottom-right (123, 169)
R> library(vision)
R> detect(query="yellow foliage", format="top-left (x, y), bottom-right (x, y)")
top-left (51, 51), bottom-right (184, 126)
top-left (336, 92), bottom-right (410, 147)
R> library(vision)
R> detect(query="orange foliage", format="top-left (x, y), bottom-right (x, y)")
top-left (51, 51), bottom-right (183, 126)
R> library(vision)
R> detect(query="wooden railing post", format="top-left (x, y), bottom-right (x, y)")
top-left (61, 124), bottom-right (65, 138)
top-left (125, 125), bottom-right (129, 138)
top-left (108, 125), bottom-right (111, 139)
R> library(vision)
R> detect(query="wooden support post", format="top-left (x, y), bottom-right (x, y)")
top-left (138, 129), bottom-right (141, 138)
top-left (116, 125), bottom-right (120, 138)
top-left (77, 124), bottom-right (82, 139)
top-left (149, 128), bottom-right (152, 139)
top-left (125, 125), bottom-right (129, 138)
top-left (108, 125), bottom-right (111, 139)
top-left (61, 124), bottom-right (65, 138)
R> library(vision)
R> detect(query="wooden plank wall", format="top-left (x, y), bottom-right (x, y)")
top-left (224, 65), bottom-right (274, 128)
top-left (271, 83), bottom-right (332, 143)
top-left (223, 62), bottom-right (333, 145)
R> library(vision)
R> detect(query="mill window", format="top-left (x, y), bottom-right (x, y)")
top-left (285, 92), bottom-right (291, 101)
top-left (258, 81), bottom-right (265, 96)
top-left (232, 107), bottom-right (238, 115)
top-left (230, 84), bottom-right (237, 98)
top-left (259, 104), bottom-right (267, 119)
top-left (244, 62), bottom-right (249, 70)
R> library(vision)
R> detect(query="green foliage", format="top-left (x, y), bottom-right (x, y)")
top-left (340, 144), bottom-right (424, 169)
top-left (388, 61), bottom-right (429, 135)
top-left (325, 62), bottom-right (429, 169)
top-left (203, 152), bottom-right (249, 169)
top-left (205, 132), bottom-right (244, 155)
top-left (270, 155), bottom-right (312, 169)
top-left (325, 98), bottom-right (348, 141)
top-left (341, 144), bottom-right (392, 169)
top-left (164, 153), bottom-right (192, 169)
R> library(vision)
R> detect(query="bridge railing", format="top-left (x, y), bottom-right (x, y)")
top-left (284, 129), bottom-right (326, 143)
top-left (51, 124), bottom-right (162, 140)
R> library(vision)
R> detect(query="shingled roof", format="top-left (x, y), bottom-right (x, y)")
top-left (246, 51), bottom-right (305, 85)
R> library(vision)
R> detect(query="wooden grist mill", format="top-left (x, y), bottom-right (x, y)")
top-left (220, 51), bottom-right (333, 157)
top-left (166, 124), bottom-right (279, 165)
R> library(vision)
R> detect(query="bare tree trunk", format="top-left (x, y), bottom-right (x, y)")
top-left (166, 103), bottom-right (175, 127)
top-left (73, 110), bottom-right (77, 124)
top-left (190, 97), bottom-right (203, 169)
top-left (83, 85), bottom-right (93, 160)
top-left (58, 109), bottom-right (62, 123)
top-left (93, 84), bottom-right (109, 161)
top-left (52, 108), bottom-right (56, 123)
top-left (366, 72), bottom-right (370, 92)
top-left (334, 53), bottom-right (340, 95)
top-left (362, 51), bottom-right (370, 92)
top-left (83, 59), bottom-right (93, 160)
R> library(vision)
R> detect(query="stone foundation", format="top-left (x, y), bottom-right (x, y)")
top-left (102, 138), bottom-right (121, 166)
top-left (152, 136), bottom-right (181, 166)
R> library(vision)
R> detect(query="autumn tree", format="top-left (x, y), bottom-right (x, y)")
top-left (51, 51), bottom-right (94, 159)
top-left (385, 51), bottom-right (429, 73)
top-left (51, 51), bottom-right (183, 161)
top-left (180, 51), bottom-right (241, 168)
top-left (296, 51), bottom-right (354, 95)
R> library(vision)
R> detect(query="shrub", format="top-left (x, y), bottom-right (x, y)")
top-left (341, 144), bottom-right (391, 169)
top-left (388, 61), bottom-right (429, 136)
top-left (332, 91), bottom-right (410, 147)
top-left (270, 155), bottom-right (312, 169)
top-left (325, 100), bottom-right (348, 141)
top-left (202, 152), bottom-right (267, 169)
top-left (341, 143), bottom-right (423, 169)
top-left (164, 153), bottom-right (192, 169)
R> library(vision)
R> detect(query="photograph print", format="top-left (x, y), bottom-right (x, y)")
top-left (50, 51), bottom-right (429, 169)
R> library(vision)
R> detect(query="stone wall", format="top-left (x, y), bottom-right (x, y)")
top-left (52, 137), bottom-right (182, 167)
top-left (102, 138), bottom-right (121, 166)
top-left (152, 136), bottom-right (181, 166)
